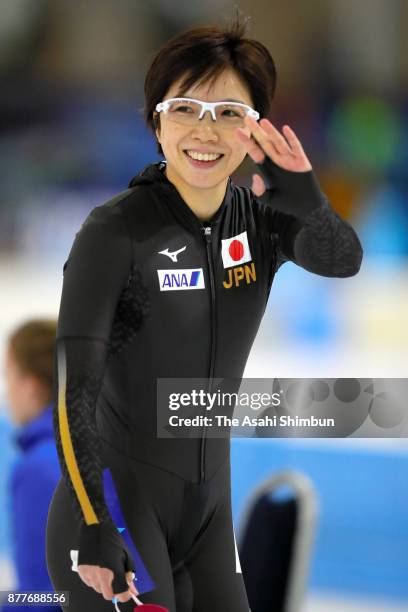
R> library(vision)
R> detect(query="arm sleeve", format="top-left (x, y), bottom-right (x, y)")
top-left (53, 204), bottom-right (136, 593)
top-left (255, 156), bottom-right (363, 277)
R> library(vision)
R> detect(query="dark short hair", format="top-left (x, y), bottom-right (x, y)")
top-left (8, 319), bottom-right (57, 397)
top-left (142, 11), bottom-right (277, 156)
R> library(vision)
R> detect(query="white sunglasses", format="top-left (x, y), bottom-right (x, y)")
top-left (155, 97), bottom-right (259, 124)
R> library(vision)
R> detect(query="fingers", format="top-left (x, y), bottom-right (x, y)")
top-left (78, 565), bottom-right (135, 603)
top-left (261, 120), bottom-right (310, 167)
top-left (236, 116), bottom-right (293, 164)
top-left (79, 566), bottom-right (114, 600)
top-left (251, 174), bottom-right (266, 197)
top-left (111, 590), bottom-right (130, 604)
top-left (98, 568), bottom-right (116, 601)
top-left (78, 566), bottom-right (98, 589)
top-left (245, 115), bottom-right (291, 156)
top-left (258, 118), bottom-right (294, 155)
top-left (126, 571), bottom-right (139, 596)
top-left (236, 127), bottom-right (266, 163)
top-left (281, 124), bottom-right (307, 158)
top-left (108, 569), bottom-right (139, 602)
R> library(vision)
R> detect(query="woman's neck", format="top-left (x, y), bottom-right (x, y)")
top-left (164, 163), bottom-right (228, 222)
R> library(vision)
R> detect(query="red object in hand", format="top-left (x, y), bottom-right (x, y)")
top-left (114, 592), bottom-right (169, 612)
top-left (134, 606), bottom-right (169, 611)
top-left (131, 592), bottom-right (169, 611)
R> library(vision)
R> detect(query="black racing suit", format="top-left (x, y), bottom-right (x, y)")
top-left (46, 158), bottom-right (363, 611)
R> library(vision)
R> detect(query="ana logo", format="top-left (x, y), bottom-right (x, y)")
top-left (221, 231), bottom-right (252, 269)
top-left (158, 245), bottom-right (187, 262)
top-left (157, 268), bottom-right (205, 291)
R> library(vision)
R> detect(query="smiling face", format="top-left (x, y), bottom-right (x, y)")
top-left (154, 67), bottom-right (254, 190)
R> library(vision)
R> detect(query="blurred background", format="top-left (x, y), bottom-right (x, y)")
top-left (0, 0), bottom-right (407, 610)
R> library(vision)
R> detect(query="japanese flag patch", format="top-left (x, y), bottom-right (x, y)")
top-left (221, 230), bottom-right (252, 269)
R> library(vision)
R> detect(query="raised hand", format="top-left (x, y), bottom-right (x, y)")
top-left (236, 115), bottom-right (312, 196)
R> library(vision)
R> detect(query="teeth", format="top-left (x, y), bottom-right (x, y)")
top-left (186, 150), bottom-right (222, 162)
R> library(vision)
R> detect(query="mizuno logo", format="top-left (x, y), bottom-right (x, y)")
top-left (157, 268), bottom-right (205, 291)
top-left (158, 246), bottom-right (187, 262)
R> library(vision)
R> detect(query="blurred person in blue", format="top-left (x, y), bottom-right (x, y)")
top-left (1, 320), bottom-right (61, 612)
